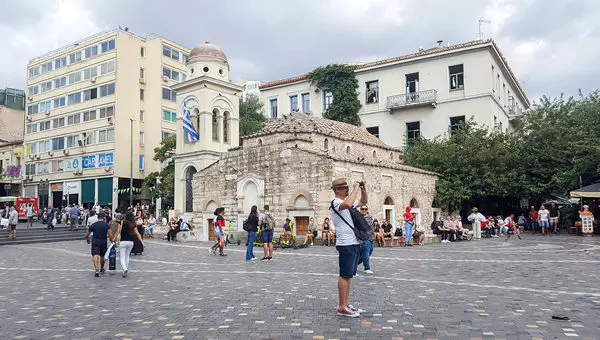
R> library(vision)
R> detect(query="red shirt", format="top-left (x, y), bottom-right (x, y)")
top-left (215, 215), bottom-right (225, 231)
top-left (529, 211), bottom-right (538, 220)
top-left (403, 212), bottom-right (414, 222)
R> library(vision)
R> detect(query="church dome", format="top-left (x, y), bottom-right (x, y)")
top-left (188, 42), bottom-right (228, 64)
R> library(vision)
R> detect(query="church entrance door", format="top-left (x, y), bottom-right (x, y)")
top-left (207, 219), bottom-right (215, 241)
top-left (295, 216), bottom-right (309, 236)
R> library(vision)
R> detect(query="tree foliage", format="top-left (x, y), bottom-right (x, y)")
top-left (404, 92), bottom-right (600, 211)
top-left (143, 135), bottom-right (176, 203)
top-left (307, 64), bottom-right (361, 126)
top-left (239, 95), bottom-right (267, 137)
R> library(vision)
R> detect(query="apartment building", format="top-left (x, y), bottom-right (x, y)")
top-left (0, 105), bottom-right (25, 197)
top-left (259, 39), bottom-right (530, 149)
top-left (23, 28), bottom-right (189, 210)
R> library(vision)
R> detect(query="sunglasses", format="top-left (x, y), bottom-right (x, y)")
top-left (360, 207), bottom-right (368, 211)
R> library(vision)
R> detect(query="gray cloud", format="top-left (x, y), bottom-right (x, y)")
top-left (2, 0), bottom-right (599, 102)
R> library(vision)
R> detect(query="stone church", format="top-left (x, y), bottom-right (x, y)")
top-left (171, 43), bottom-right (438, 241)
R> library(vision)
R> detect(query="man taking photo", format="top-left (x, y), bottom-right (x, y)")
top-left (330, 178), bottom-right (367, 318)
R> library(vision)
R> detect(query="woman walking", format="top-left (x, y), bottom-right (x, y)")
top-left (210, 207), bottom-right (227, 256)
top-left (113, 211), bottom-right (145, 277)
top-left (245, 205), bottom-right (260, 261)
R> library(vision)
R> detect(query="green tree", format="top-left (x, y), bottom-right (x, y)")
top-left (307, 64), bottom-right (361, 126)
top-left (239, 95), bottom-right (266, 137)
top-left (143, 135), bottom-right (176, 204)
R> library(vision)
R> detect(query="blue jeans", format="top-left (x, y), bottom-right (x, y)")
top-left (404, 222), bottom-right (413, 243)
top-left (246, 232), bottom-right (257, 260)
top-left (358, 240), bottom-right (374, 270)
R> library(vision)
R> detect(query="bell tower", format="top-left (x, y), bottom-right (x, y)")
top-left (172, 42), bottom-right (243, 215)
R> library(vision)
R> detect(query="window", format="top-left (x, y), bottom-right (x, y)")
top-left (25, 164), bottom-right (36, 176)
top-left (140, 47), bottom-right (145, 57)
top-left (85, 131), bottom-right (96, 145)
top-left (83, 67), bottom-right (98, 80)
top-left (26, 123), bottom-right (38, 134)
top-left (223, 112), bottom-right (230, 143)
top-left (163, 110), bottom-right (177, 123)
top-left (323, 90), bottom-right (333, 110)
top-left (83, 110), bottom-right (97, 122)
top-left (52, 117), bottom-right (65, 128)
top-left (39, 101), bottom-right (52, 113)
top-left (289, 95), bottom-right (298, 112)
top-left (162, 131), bottom-right (176, 141)
top-left (172, 49), bottom-right (180, 61)
top-left (162, 45), bottom-right (172, 58)
top-left (38, 140), bottom-right (51, 153)
top-left (163, 67), bottom-right (182, 82)
top-left (140, 89), bottom-right (145, 100)
top-left (29, 67), bottom-right (40, 78)
top-left (373, 150), bottom-right (377, 158)
top-left (68, 92), bottom-right (81, 105)
top-left (52, 137), bottom-right (65, 150)
top-left (324, 138), bottom-right (328, 150)
top-left (41, 81), bottom-right (52, 93)
top-left (449, 115), bottom-right (465, 134)
top-left (269, 98), bottom-right (278, 119)
top-left (54, 77), bottom-right (66, 89)
top-left (162, 88), bottom-right (176, 101)
top-left (28, 105), bottom-right (39, 116)
top-left (68, 71), bottom-right (82, 85)
top-left (106, 128), bottom-right (114, 142)
top-left (84, 45), bottom-right (98, 58)
top-left (99, 60), bottom-right (115, 75)
top-left (346, 145), bottom-right (351, 154)
top-left (301, 93), bottom-right (310, 113)
top-left (69, 51), bottom-right (82, 64)
top-left (366, 126), bottom-right (380, 138)
top-left (39, 120), bottom-right (50, 132)
top-left (139, 155), bottom-right (145, 171)
top-left (41, 61), bottom-right (53, 74)
top-left (99, 129), bottom-right (113, 143)
top-left (53, 97), bottom-right (66, 108)
top-left (99, 83), bottom-right (115, 97)
top-left (67, 134), bottom-right (80, 148)
top-left (37, 162), bottom-right (49, 174)
top-left (67, 113), bottom-right (81, 125)
top-left (406, 121), bottom-right (421, 140)
top-left (139, 110), bottom-right (145, 122)
top-left (83, 88), bottom-right (98, 101)
top-left (28, 86), bottom-right (39, 96)
top-left (99, 106), bottom-right (114, 118)
top-left (28, 142), bottom-right (38, 155)
top-left (366, 80), bottom-right (379, 103)
top-left (54, 57), bottom-right (67, 69)
top-left (449, 64), bottom-right (464, 90)
top-left (406, 73), bottom-right (419, 94)
top-left (212, 110), bottom-right (219, 141)
top-left (100, 39), bottom-right (115, 53)
top-left (52, 159), bottom-right (64, 172)
top-left (139, 67), bottom-right (144, 80)
top-left (139, 132), bottom-right (145, 146)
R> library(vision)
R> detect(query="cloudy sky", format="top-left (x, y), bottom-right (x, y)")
top-left (2, 0), bottom-right (599, 102)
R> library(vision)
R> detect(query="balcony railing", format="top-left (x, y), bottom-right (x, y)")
top-left (508, 105), bottom-right (523, 117)
top-left (386, 89), bottom-right (437, 110)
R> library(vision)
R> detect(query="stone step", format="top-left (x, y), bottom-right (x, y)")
top-left (0, 226), bottom-right (85, 246)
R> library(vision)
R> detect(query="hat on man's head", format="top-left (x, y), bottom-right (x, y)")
top-left (331, 178), bottom-right (349, 189)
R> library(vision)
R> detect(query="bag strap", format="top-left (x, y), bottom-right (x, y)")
top-left (330, 200), bottom-right (356, 231)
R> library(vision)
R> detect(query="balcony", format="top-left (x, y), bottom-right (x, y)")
top-left (508, 105), bottom-right (523, 118)
top-left (386, 89), bottom-right (437, 111)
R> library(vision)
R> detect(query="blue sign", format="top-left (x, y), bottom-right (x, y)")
top-left (72, 159), bottom-right (79, 169)
top-left (98, 152), bottom-right (114, 167)
top-left (82, 155), bottom-right (97, 169)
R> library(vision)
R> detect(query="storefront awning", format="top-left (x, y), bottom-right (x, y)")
top-left (570, 182), bottom-right (600, 198)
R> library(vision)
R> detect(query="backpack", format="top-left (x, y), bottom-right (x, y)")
top-left (329, 200), bottom-right (371, 241)
top-left (242, 219), bottom-right (251, 232)
top-left (262, 213), bottom-right (275, 231)
top-left (431, 221), bottom-right (441, 234)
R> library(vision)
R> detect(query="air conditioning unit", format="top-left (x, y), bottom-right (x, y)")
top-left (104, 166), bottom-right (112, 172)
top-left (63, 149), bottom-right (69, 155)
top-left (26, 116), bottom-right (33, 122)
top-left (108, 117), bottom-right (114, 125)
top-left (28, 97), bottom-right (33, 102)
top-left (163, 76), bottom-right (169, 82)
top-left (44, 111), bottom-right (51, 116)
top-left (139, 77), bottom-right (145, 84)
top-left (73, 170), bottom-right (78, 175)
top-left (47, 151), bottom-right (53, 157)
top-left (91, 76), bottom-right (97, 83)
top-left (28, 154), bottom-right (33, 160)
top-left (34, 154), bottom-right (40, 160)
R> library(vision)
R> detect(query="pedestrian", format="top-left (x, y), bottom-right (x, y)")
top-left (260, 205), bottom-right (275, 260)
top-left (529, 206), bottom-right (539, 233)
top-left (69, 203), bottom-right (80, 231)
top-left (467, 207), bottom-right (485, 240)
top-left (87, 210), bottom-right (98, 229)
top-left (112, 211), bottom-right (145, 277)
top-left (245, 205), bottom-right (260, 261)
top-left (7, 206), bottom-right (18, 240)
top-left (46, 205), bottom-right (55, 230)
top-left (93, 201), bottom-right (101, 215)
top-left (357, 205), bottom-right (374, 274)
top-left (549, 202), bottom-right (560, 233)
top-left (210, 207), bottom-right (227, 256)
top-left (85, 211), bottom-right (114, 277)
top-left (303, 217), bottom-right (317, 246)
top-left (403, 205), bottom-right (415, 246)
top-left (330, 178), bottom-right (367, 317)
top-left (538, 204), bottom-right (550, 236)
top-left (26, 203), bottom-right (34, 229)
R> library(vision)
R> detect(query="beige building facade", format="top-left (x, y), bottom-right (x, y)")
top-left (259, 39), bottom-right (530, 149)
top-left (23, 28), bottom-right (189, 210)
top-left (191, 114), bottom-right (438, 241)
top-left (0, 106), bottom-right (25, 197)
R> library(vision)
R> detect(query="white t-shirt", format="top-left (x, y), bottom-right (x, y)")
top-left (330, 198), bottom-right (360, 246)
top-left (87, 215), bottom-right (98, 227)
top-left (538, 209), bottom-right (550, 221)
top-left (148, 217), bottom-right (156, 226)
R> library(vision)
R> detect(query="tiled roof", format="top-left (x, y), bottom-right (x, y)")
top-left (243, 114), bottom-right (400, 151)
top-left (258, 39), bottom-right (529, 107)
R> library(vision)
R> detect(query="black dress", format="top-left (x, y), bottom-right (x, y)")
top-left (131, 223), bottom-right (144, 255)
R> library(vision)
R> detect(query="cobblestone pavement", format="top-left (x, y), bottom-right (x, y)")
top-left (1, 234), bottom-right (600, 339)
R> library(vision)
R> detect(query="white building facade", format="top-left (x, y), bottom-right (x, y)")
top-left (259, 39), bottom-right (530, 149)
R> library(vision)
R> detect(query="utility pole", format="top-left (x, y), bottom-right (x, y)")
top-left (129, 118), bottom-right (134, 208)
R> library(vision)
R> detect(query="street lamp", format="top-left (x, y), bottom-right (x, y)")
top-left (129, 118), bottom-right (135, 208)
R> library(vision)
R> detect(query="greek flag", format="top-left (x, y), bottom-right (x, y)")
top-left (182, 103), bottom-right (199, 143)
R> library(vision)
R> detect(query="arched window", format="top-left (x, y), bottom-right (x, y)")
top-left (242, 181), bottom-right (259, 213)
top-left (384, 196), bottom-right (394, 205)
top-left (346, 145), bottom-right (351, 154)
top-left (212, 109), bottom-right (219, 142)
top-left (390, 152), bottom-right (394, 160)
top-left (372, 150), bottom-right (377, 158)
top-left (258, 139), bottom-right (263, 146)
top-left (193, 108), bottom-right (200, 137)
top-left (185, 166), bottom-right (197, 212)
top-left (410, 198), bottom-right (419, 208)
top-left (324, 138), bottom-right (329, 151)
top-left (223, 111), bottom-right (230, 143)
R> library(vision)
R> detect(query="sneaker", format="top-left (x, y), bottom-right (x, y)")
top-left (94, 271), bottom-right (100, 277)
top-left (267, 257), bottom-right (272, 261)
top-left (311, 243), bottom-right (314, 246)
top-left (354, 273), bottom-right (359, 277)
top-left (219, 253), bottom-right (227, 256)
top-left (337, 307), bottom-right (359, 318)
top-left (260, 257), bottom-right (269, 261)
top-left (122, 270), bottom-right (128, 278)
top-left (347, 304), bottom-right (366, 313)
top-left (100, 268), bottom-right (106, 274)
top-left (208, 247), bottom-right (213, 255)
top-left (364, 269), bottom-right (374, 274)
top-left (250, 257), bottom-right (257, 261)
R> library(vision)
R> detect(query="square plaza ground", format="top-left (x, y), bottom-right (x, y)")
top-left (0, 235), bottom-right (599, 339)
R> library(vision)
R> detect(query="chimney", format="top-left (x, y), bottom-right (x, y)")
top-left (437, 40), bottom-right (444, 47)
